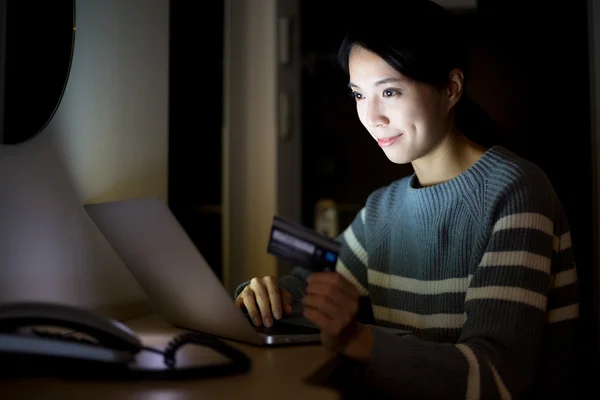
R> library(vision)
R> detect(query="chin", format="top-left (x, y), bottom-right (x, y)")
top-left (382, 148), bottom-right (414, 165)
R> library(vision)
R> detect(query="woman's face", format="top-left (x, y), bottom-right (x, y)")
top-left (348, 45), bottom-right (453, 164)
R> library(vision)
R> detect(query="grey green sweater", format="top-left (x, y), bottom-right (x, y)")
top-left (236, 146), bottom-right (579, 399)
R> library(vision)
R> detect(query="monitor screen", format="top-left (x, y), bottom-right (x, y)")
top-left (0, 0), bottom-right (6, 146)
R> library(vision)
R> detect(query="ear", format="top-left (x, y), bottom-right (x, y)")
top-left (446, 68), bottom-right (464, 111)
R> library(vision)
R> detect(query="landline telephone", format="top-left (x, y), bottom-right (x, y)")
top-left (0, 301), bottom-right (251, 380)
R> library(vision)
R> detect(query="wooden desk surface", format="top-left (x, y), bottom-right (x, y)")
top-left (1, 314), bottom-right (340, 400)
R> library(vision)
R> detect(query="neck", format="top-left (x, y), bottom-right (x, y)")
top-left (411, 131), bottom-right (487, 187)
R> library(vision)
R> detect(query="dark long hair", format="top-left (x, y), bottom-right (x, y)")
top-left (337, 0), bottom-right (504, 148)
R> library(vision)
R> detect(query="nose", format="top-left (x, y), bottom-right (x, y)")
top-left (364, 97), bottom-right (389, 128)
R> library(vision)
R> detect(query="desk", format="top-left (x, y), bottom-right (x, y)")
top-left (1, 314), bottom-right (340, 400)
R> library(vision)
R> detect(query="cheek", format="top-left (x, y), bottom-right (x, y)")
top-left (397, 98), bottom-right (441, 130)
top-left (386, 101), bottom-right (426, 129)
top-left (356, 102), bottom-right (369, 125)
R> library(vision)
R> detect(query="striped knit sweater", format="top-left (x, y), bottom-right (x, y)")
top-left (237, 146), bottom-right (579, 398)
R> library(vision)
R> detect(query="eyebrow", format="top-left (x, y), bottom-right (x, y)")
top-left (348, 77), bottom-right (404, 89)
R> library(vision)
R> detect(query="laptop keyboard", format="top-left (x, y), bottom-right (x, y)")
top-left (254, 320), bottom-right (320, 336)
top-left (244, 313), bottom-right (320, 335)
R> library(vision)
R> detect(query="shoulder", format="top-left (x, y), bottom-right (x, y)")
top-left (366, 175), bottom-right (411, 207)
top-left (482, 146), bottom-right (562, 218)
top-left (362, 175), bottom-right (412, 224)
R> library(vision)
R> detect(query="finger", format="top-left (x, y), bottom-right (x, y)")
top-left (280, 288), bottom-right (293, 314)
top-left (308, 272), bottom-right (359, 297)
top-left (249, 278), bottom-right (273, 327)
top-left (304, 304), bottom-right (349, 338)
top-left (302, 293), bottom-right (342, 321)
top-left (308, 272), bottom-right (356, 294)
top-left (241, 290), bottom-right (262, 326)
top-left (305, 282), bottom-right (348, 308)
top-left (263, 276), bottom-right (283, 320)
top-left (235, 295), bottom-right (245, 310)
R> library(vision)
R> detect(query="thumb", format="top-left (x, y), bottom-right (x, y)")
top-left (280, 287), bottom-right (293, 314)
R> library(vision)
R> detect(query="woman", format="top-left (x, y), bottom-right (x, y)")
top-left (235, 1), bottom-right (579, 398)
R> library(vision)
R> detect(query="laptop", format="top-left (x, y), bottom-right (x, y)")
top-left (84, 197), bottom-right (321, 346)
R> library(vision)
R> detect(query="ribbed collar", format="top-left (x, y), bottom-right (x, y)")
top-left (405, 145), bottom-right (510, 207)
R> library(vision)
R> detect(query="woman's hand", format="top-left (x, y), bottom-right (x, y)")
top-left (235, 276), bottom-right (293, 327)
top-left (302, 272), bottom-right (373, 360)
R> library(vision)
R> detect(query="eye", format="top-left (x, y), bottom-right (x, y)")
top-left (383, 89), bottom-right (400, 97)
top-left (350, 91), bottom-right (363, 101)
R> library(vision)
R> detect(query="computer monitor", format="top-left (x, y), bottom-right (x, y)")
top-left (0, 0), bottom-right (6, 146)
top-left (0, 0), bottom-right (75, 146)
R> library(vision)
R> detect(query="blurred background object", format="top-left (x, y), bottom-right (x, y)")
top-left (314, 199), bottom-right (339, 238)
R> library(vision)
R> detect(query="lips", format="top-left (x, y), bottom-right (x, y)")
top-left (377, 134), bottom-right (403, 147)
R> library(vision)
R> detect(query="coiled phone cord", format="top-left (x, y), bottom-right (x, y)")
top-left (143, 331), bottom-right (251, 371)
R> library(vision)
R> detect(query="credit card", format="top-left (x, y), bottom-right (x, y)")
top-left (267, 215), bottom-right (341, 272)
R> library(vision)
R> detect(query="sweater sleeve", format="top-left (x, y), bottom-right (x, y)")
top-left (334, 207), bottom-right (370, 296)
top-left (357, 172), bottom-right (579, 399)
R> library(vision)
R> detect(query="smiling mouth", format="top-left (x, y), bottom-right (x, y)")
top-left (376, 134), bottom-right (403, 147)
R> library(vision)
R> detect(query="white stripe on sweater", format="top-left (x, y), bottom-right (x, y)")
top-left (465, 286), bottom-right (547, 311)
top-left (492, 212), bottom-right (572, 253)
top-left (489, 361), bottom-right (512, 399)
top-left (344, 226), bottom-right (368, 266)
top-left (456, 344), bottom-right (481, 400)
top-left (336, 259), bottom-right (369, 296)
top-left (372, 305), bottom-right (466, 329)
top-left (493, 213), bottom-right (553, 235)
top-left (552, 268), bottom-right (577, 289)
top-left (368, 269), bottom-right (472, 295)
top-left (480, 251), bottom-right (551, 274)
top-left (547, 303), bottom-right (579, 323)
top-left (552, 232), bottom-right (572, 252)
